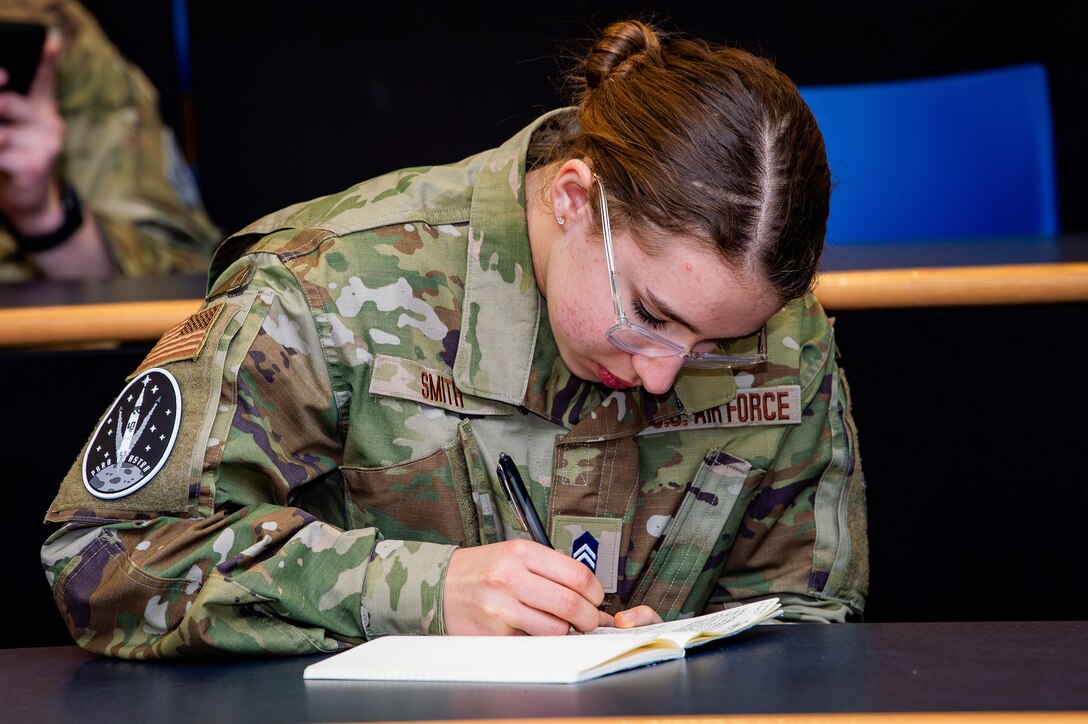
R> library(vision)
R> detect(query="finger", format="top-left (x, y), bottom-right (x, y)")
top-left (483, 541), bottom-right (601, 632)
top-left (28, 28), bottom-right (62, 102)
top-left (522, 553), bottom-right (606, 631)
top-left (443, 543), bottom-right (592, 635)
top-left (0, 148), bottom-right (42, 177)
top-left (0, 92), bottom-right (36, 124)
top-left (522, 543), bottom-right (605, 605)
top-left (0, 68), bottom-right (8, 87)
top-left (597, 609), bottom-right (616, 628)
top-left (502, 598), bottom-right (580, 637)
top-left (533, 583), bottom-right (603, 633)
top-left (612, 605), bottom-right (664, 629)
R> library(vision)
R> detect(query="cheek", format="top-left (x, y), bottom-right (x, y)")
top-left (553, 288), bottom-right (590, 343)
top-left (549, 278), bottom-right (607, 350)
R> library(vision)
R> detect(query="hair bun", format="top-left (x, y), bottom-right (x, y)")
top-left (584, 20), bottom-right (661, 90)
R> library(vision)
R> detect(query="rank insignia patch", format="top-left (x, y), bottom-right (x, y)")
top-left (572, 531), bottom-right (599, 572)
top-left (553, 516), bottom-right (621, 592)
top-left (82, 368), bottom-right (182, 499)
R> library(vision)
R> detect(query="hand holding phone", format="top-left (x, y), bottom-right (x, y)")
top-left (0, 22), bottom-right (47, 95)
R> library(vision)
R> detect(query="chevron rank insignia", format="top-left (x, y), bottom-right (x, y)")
top-left (572, 531), bottom-right (599, 572)
top-left (552, 516), bottom-right (621, 592)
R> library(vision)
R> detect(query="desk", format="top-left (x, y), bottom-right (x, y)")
top-left (4, 622), bottom-right (1086, 723)
top-left (1, 236), bottom-right (1087, 348)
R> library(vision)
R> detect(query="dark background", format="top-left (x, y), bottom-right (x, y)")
top-left (82, 1), bottom-right (1088, 237)
top-left (9, 2), bottom-right (1085, 649)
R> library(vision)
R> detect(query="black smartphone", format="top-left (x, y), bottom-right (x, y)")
top-left (0, 22), bottom-right (47, 95)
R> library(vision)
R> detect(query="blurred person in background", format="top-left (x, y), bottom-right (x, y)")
top-left (0, 0), bottom-right (219, 282)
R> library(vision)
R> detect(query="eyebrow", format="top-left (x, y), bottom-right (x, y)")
top-left (645, 288), bottom-right (762, 344)
top-left (645, 289), bottom-right (702, 336)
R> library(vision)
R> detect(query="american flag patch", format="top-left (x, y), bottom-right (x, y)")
top-left (134, 302), bottom-right (225, 375)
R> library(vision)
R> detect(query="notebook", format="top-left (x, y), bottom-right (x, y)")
top-left (303, 597), bottom-right (782, 684)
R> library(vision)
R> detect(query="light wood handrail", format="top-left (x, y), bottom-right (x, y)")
top-left (816, 261), bottom-right (1088, 309)
top-left (2, 262), bottom-right (1087, 348)
top-left (0, 299), bottom-right (202, 348)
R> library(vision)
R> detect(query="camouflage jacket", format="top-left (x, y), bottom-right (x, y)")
top-left (0, 0), bottom-right (220, 281)
top-left (43, 109), bottom-right (868, 658)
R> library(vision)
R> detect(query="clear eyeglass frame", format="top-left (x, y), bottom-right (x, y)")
top-left (597, 179), bottom-right (768, 369)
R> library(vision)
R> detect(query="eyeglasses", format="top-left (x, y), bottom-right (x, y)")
top-left (597, 179), bottom-right (768, 369)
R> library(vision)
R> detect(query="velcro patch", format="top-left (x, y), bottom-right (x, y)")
top-left (133, 302), bottom-right (224, 376)
top-left (639, 384), bottom-right (803, 436)
top-left (551, 515), bottom-right (622, 593)
top-left (369, 354), bottom-right (514, 416)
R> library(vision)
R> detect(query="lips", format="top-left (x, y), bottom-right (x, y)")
top-left (596, 364), bottom-right (633, 389)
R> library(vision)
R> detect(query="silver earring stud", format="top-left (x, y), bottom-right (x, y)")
top-left (556, 216), bottom-right (565, 225)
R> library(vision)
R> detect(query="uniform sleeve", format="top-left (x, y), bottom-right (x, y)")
top-left (41, 254), bottom-right (456, 658)
top-left (54, 0), bottom-right (221, 275)
top-left (710, 300), bottom-right (869, 623)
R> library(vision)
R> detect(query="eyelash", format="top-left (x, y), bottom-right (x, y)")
top-left (632, 298), bottom-right (737, 351)
top-left (632, 298), bottom-right (668, 330)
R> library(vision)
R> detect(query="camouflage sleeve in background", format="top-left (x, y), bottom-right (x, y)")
top-left (42, 251), bottom-right (454, 658)
top-left (0, 0), bottom-right (221, 281)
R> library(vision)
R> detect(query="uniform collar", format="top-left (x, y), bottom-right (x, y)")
top-left (672, 368), bottom-right (739, 416)
top-left (452, 109), bottom-right (570, 403)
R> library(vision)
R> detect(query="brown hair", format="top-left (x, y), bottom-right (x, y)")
top-left (539, 20), bottom-right (830, 302)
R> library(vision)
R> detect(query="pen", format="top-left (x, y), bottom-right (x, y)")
top-left (496, 452), bottom-right (552, 548)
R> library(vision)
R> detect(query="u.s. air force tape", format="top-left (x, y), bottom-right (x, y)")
top-left (639, 384), bottom-right (803, 435)
top-left (82, 368), bottom-right (182, 500)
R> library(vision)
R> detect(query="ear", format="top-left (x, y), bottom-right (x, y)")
top-left (548, 159), bottom-right (595, 226)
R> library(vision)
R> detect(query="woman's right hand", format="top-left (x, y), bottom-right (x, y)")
top-left (443, 540), bottom-right (605, 635)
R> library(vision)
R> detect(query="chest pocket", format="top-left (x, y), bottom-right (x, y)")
top-left (345, 355), bottom-right (518, 546)
top-left (341, 441), bottom-right (479, 547)
top-left (628, 450), bottom-right (764, 620)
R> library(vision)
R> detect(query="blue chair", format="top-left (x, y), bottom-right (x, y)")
top-left (799, 63), bottom-right (1059, 244)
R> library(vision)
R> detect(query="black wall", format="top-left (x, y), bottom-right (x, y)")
top-left (83, 1), bottom-right (1088, 237)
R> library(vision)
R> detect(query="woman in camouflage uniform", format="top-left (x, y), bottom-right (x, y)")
top-left (43, 19), bottom-right (867, 657)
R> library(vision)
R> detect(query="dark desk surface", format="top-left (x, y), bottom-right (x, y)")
top-left (6, 622), bottom-right (1086, 723)
top-left (818, 233), bottom-right (1088, 271)
top-left (0, 271), bottom-right (207, 309)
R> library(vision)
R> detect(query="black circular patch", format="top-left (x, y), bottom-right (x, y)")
top-left (82, 368), bottom-right (182, 499)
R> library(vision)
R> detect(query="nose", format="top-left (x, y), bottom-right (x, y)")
top-left (630, 355), bottom-right (685, 395)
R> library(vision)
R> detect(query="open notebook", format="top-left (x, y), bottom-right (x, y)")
top-left (303, 597), bottom-right (782, 684)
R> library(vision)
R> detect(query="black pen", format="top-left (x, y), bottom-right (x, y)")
top-left (496, 452), bottom-right (552, 548)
